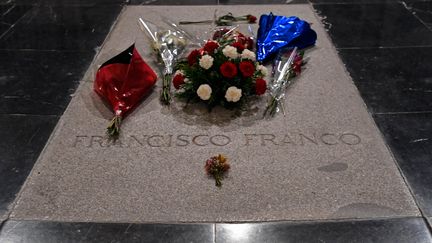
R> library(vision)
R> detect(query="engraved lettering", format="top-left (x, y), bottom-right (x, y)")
top-left (320, 133), bottom-right (338, 145)
top-left (340, 133), bottom-right (361, 145)
top-left (129, 135), bottom-right (144, 146)
top-left (282, 134), bottom-right (296, 145)
top-left (192, 135), bottom-right (209, 146)
top-left (210, 135), bottom-right (231, 146)
top-left (107, 138), bottom-right (126, 148)
top-left (73, 135), bottom-right (88, 147)
top-left (260, 134), bottom-right (278, 146)
top-left (244, 134), bottom-right (258, 146)
top-left (90, 136), bottom-right (104, 148)
top-left (176, 135), bottom-right (190, 147)
top-left (167, 135), bottom-right (173, 147)
top-left (148, 135), bottom-right (164, 147)
top-left (72, 131), bottom-right (362, 149)
top-left (299, 133), bottom-right (318, 145)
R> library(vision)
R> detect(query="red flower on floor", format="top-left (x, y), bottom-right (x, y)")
top-left (188, 49), bottom-right (200, 66)
top-left (239, 61), bottom-right (255, 77)
top-left (212, 28), bottom-right (229, 40)
top-left (205, 154), bottom-right (230, 187)
top-left (255, 78), bottom-right (267, 95)
top-left (220, 61), bottom-right (238, 78)
top-left (232, 41), bottom-right (245, 52)
top-left (293, 55), bottom-right (303, 75)
top-left (172, 74), bottom-right (185, 89)
top-left (203, 41), bottom-right (219, 55)
top-left (247, 15), bottom-right (257, 23)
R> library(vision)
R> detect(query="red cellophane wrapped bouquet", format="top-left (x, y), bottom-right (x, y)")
top-left (94, 44), bottom-right (157, 138)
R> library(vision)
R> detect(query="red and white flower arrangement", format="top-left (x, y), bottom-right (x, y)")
top-left (173, 29), bottom-right (268, 110)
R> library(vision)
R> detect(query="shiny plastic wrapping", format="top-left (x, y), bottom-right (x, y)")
top-left (94, 44), bottom-right (157, 136)
top-left (256, 13), bottom-right (317, 62)
top-left (138, 18), bottom-right (191, 104)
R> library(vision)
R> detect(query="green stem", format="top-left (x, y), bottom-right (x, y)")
top-left (264, 97), bottom-right (278, 118)
top-left (215, 174), bottom-right (222, 187)
top-left (160, 73), bottom-right (172, 105)
top-left (179, 20), bottom-right (213, 25)
top-left (107, 115), bottom-right (121, 139)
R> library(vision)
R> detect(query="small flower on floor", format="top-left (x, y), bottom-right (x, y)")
top-left (205, 154), bottom-right (230, 187)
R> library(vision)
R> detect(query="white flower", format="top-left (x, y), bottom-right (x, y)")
top-left (199, 55), bottom-right (214, 70)
top-left (257, 64), bottom-right (268, 76)
top-left (241, 49), bottom-right (256, 61)
top-left (174, 70), bottom-right (185, 76)
top-left (197, 84), bottom-right (212, 100)
top-left (184, 78), bottom-right (190, 83)
top-left (225, 86), bottom-right (242, 102)
top-left (222, 45), bottom-right (239, 59)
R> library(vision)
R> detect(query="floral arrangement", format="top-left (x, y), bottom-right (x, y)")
top-left (264, 47), bottom-right (305, 117)
top-left (172, 29), bottom-right (268, 110)
top-left (94, 44), bottom-right (157, 138)
top-left (205, 154), bottom-right (230, 187)
top-left (138, 18), bottom-right (189, 105)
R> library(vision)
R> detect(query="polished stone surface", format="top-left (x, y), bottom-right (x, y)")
top-left (10, 5), bottom-right (419, 223)
top-left (218, 0), bottom-right (307, 4)
top-left (314, 3), bottom-right (432, 48)
top-left (0, 5), bottom-right (122, 50)
top-left (374, 113), bottom-right (432, 216)
top-left (0, 220), bottom-right (214, 243)
top-left (0, 0), bottom-right (429, 242)
top-left (0, 50), bottom-right (95, 115)
top-left (310, 0), bottom-right (395, 3)
top-left (338, 47), bottom-right (432, 113)
top-left (216, 217), bottom-right (432, 243)
top-left (129, 0), bottom-right (217, 5)
top-left (0, 5), bottom-right (31, 37)
top-left (407, 1), bottom-right (432, 30)
top-left (0, 0), bottom-right (127, 5)
top-left (0, 114), bottom-right (58, 220)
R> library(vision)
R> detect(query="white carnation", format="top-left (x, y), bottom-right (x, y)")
top-left (184, 78), bottom-right (190, 83)
top-left (199, 55), bottom-right (214, 70)
top-left (174, 70), bottom-right (185, 76)
top-left (241, 49), bottom-right (256, 61)
top-left (197, 84), bottom-right (212, 100)
top-left (225, 86), bottom-right (242, 102)
top-left (222, 45), bottom-right (239, 59)
top-left (257, 64), bottom-right (268, 76)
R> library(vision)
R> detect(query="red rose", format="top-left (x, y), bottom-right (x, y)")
top-left (247, 15), bottom-right (257, 23)
top-left (236, 32), bottom-right (254, 50)
top-left (246, 37), bottom-right (254, 50)
top-left (212, 28), bottom-right (229, 40)
top-left (188, 49), bottom-right (200, 66)
top-left (239, 61), bottom-right (255, 77)
top-left (232, 42), bottom-right (245, 52)
top-left (172, 74), bottom-right (185, 89)
top-left (220, 62), bottom-right (238, 78)
top-left (203, 41), bottom-right (219, 54)
top-left (255, 78), bottom-right (267, 95)
top-left (293, 55), bottom-right (303, 75)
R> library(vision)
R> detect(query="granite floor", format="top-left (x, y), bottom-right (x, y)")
top-left (1, 0), bottom-right (432, 242)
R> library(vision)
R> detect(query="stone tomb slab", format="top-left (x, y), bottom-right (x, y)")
top-left (11, 5), bottom-right (419, 222)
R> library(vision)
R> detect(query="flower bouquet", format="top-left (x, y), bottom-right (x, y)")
top-left (138, 18), bottom-right (189, 105)
top-left (264, 47), bottom-right (305, 117)
top-left (172, 28), bottom-right (268, 110)
top-left (205, 154), bottom-right (230, 187)
top-left (94, 44), bottom-right (157, 138)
